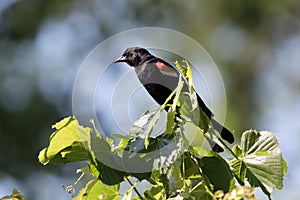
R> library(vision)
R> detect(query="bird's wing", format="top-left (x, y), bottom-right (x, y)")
top-left (154, 59), bottom-right (179, 77)
top-left (154, 58), bottom-right (214, 118)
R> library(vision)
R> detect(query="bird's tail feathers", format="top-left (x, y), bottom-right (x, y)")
top-left (210, 118), bottom-right (234, 144)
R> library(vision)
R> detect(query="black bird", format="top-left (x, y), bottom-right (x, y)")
top-left (114, 47), bottom-right (234, 152)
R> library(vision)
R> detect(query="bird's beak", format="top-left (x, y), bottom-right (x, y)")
top-left (114, 56), bottom-right (126, 63)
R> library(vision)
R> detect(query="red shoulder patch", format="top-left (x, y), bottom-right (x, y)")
top-left (155, 62), bottom-right (178, 77)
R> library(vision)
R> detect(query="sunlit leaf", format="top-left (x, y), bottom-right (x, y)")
top-left (171, 78), bottom-right (184, 111)
top-left (231, 130), bottom-right (287, 197)
top-left (165, 79), bottom-right (184, 134)
top-left (181, 121), bottom-right (205, 148)
top-left (129, 106), bottom-right (164, 149)
top-left (38, 116), bottom-right (91, 165)
top-left (112, 138), bottom-right (130, 154)
top-left (74, 179), bottom-right (120, 200)
top-left (178, 92), bottom-right (200, 126)
top-left (153, 130), bottom-right (189, 176)
top-left (165, 109), bottom-right (176, 134)
top-left (144, 184), bottom-right (165, 200)
top-left (232, 145), bottom-right (242, 158)
top-left (175, 60), bottom-right (187, 76)
top-left (184, 60), bottom-right (193, 80)
top-left (129, 107), bottom-right (161, 136)
top-left (0, 189), bottom-right (26, 200)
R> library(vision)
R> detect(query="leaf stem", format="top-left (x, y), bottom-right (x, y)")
top-left (198, 166), bottom-right (213, 193)
top-left (190, 180), bottom-right (204, 193)
top-left (125, 177), bottom-right (143, 200)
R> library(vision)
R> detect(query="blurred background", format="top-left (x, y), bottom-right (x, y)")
top-left (0, 0), bottom-right (299, 199)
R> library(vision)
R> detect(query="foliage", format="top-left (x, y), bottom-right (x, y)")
top-left (0, 189), bottom-right (26, 200)
top-left (38, 61), bottom-right (287, 200)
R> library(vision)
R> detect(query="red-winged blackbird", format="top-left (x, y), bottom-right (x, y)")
top-left (115, 47), bottom-right (234, 152)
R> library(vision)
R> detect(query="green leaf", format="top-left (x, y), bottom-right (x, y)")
top-left (90, 134), bottom-right (113, 159)
top-left (153, 130), bottom-right (189, 176)
top-left (122, 137), bottom-right (157, 180)
top-left (181, 121), bottom-right (205, 148)
top-left (111, 133), bottom-right (131, 140)
top-left (232, 145), bottom-right (242, 158)
top-left (129, 106), bottom-right (164, 149)
top-left (88, 161), bottom-right (100, 179)
top-left (127, 120), bottom-right (189, 178)
top-left (144, 184), bottom-right (165, 200)
top-left (165, 109), bottom-right (176, 134)
top-left (241, 129), bottom-right (259, 154)
top-left (175, 60), bottom-right (187, 76)
top-left (198, 154), bottom-right (235, 193)
top-left (282, 158), bottom-right (288, 177)
top-left (181, 152), bottom-right (200, 178)
top-left (175, 60), bottom-right (194, 92)
top-left (191, 146), bottom-right (211, 159)
top-left (231, 130), bottom-right (287, 197)
top-left (74, 179), bottom-right (120, 200)
top-left (112, 138), bottom-right (130, 154)
top-left (90, 136), bottom-right (127, 185)
top-left (175, 61), bottom-right (210, 137)
top-left (172, 164), bottom-right (185, 190)
top-left (0, 189), bottom-right (26, 200)
top-left (178, 92), bottom-right (200, 126)
top-left (199, 110), bottom-right (210, 133)
top-left (165, 79), bottom-right (184, 134)
top-left (171, 78), bottom-right (184, 111)
top-left (58, 142), bottom-right (91, 163)
top-left (38, 116), bottom-right (91, 165)
top-left (184, 60), bottom-right (193, 80)
top-left (129, 107), bottom-right (161, 136)
top-left (190, 183), bottom-right (214, 200)
top-left (143, 170), bottom-right (167, 199)
top-left (90, 119), bottom-right (102, 139)
top-left (90, 159), bottom-right (126, 186)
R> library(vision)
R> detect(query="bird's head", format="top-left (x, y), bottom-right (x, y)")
top-left (114, 47), bottom-right (152, 67)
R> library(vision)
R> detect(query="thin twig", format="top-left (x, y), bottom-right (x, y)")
top-left (125, 177), bottom-right (143, 200)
